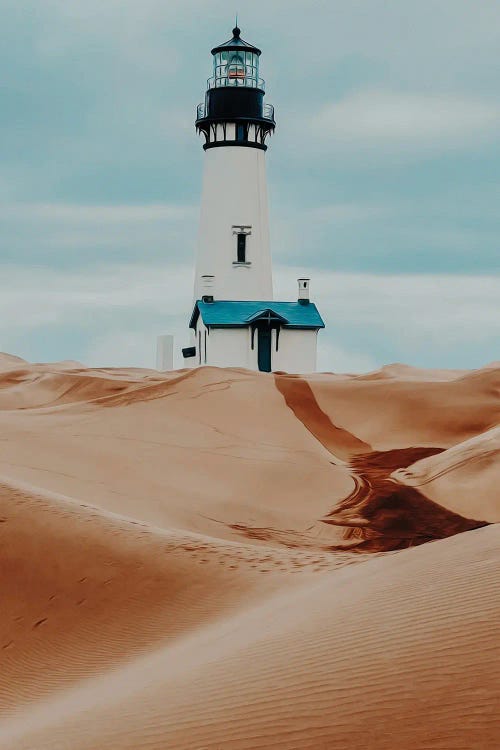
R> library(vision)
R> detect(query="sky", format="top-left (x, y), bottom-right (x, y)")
top-left (1, 0), bottom-right (499, 372)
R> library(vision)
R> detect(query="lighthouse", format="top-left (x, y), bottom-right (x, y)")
top-left (180, 25), bottom-right (325, 373)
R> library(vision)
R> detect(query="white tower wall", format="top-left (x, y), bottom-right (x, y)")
top-left (194, 145), bottom-right (273, 302)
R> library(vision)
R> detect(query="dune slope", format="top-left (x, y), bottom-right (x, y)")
top-left (1, 527), bottom-right (498, 749)
top-left (0, 356), bottom-right (498, 749)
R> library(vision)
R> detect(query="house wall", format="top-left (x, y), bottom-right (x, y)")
top-left (186, 322), bottom-right (256, 369)
top-left (205, 327), bottom-right (256, 369)
top-left (273, 328), bottom-right (318, 373)
top-left (189, 322), bottom-right (318, 373)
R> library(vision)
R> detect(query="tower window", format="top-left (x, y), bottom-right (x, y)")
top-left (232, 225), bottom-right (251, 265)
top-left (237, 233), bottom-right (246, 262)
top-left (236, 124), bottom-right (247, 142)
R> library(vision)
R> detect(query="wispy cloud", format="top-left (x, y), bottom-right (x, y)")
top-left (1, 262), bottom-right (498, 371)
top-left (0, 263), bottom-right (192, 330)
top-left (0, 203), bottom-right (196, 223)
top-left (0, 202), bottom-right (198, 264)
top-left (312, 90), bottom-right (500, 149)
top-left (277, 267), bottom-right (500, 337)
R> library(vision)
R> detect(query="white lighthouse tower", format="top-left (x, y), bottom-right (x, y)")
top-left (181, 26), bottom-right (324, 373)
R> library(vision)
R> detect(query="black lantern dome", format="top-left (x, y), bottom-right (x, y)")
top-left (196, 26), bottom-right (275, 151)
top-left (211, 26), bottom-right (261, 57)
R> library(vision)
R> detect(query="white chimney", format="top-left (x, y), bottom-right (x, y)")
top-left (297, 277), bottom-right (310, 304)
top-left (200, 274), bottom-right (215, 302)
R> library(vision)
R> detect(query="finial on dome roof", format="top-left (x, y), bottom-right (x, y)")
top-left (233, 18), bottom-right (241, 38)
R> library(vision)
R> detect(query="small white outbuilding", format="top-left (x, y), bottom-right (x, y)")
top-left (184, 287), bottom-right (324, 372)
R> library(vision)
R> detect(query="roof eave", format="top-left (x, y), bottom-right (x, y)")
top-left (200, 323), bottom-right (325, 330)
top-left (283, 324), bottom-right (325, 330)
top-left (189, 303), bottom-right (200, 330)
top-left (211, 40), bottom-right (261, 56)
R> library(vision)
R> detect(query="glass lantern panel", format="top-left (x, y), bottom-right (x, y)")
top-left (227, 52), bottom-right (246, 85)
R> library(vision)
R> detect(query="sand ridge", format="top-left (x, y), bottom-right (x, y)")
top-left (0, 356), bottom-right (498, 748)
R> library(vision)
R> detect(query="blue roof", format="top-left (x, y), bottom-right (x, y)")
top-left (190, 300), bottom-right (325, 329)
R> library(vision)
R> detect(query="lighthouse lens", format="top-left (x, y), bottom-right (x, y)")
top-left (228, 53), bottom-right (246, 84)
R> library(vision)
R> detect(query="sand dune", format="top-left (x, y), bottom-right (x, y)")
top-left (0, 355), bottom-right (498, 749)
top-left (392, 425), bottom-right (500, 522)
top-left (1, 527), bottom-right (498, 749)
top-left (307, 364), bottom-right (500, 450)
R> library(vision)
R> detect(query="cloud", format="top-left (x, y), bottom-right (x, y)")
top-left (0, 202), bottom-right (198, 265)
top-left (0, 263), bottom-right (192, 330)
top-left (304, 202), bottom-right (389, 223)
top-left (275, 265), bottom-right (500, 368)
top-left (1, 261), bottom-right (498, 371)
top-left (279, 267), bottom-right (499, 333)
top-left (311, 90), bottom-right (500, 149)
top-left (316, 340), bottom-right (379, 374)
top-left (0, 203), bottom-right (196, 223)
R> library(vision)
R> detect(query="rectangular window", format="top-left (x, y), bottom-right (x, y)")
top-left (237, 233), bottom-right (246, 262)
top-left (236, 124), bottom-right (246, 141)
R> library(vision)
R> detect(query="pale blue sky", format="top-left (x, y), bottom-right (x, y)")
top-left (1, 0), bottom-right (499, 371)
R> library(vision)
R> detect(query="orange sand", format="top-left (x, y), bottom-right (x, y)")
top-left (0, 355), bottom-right (498, 749)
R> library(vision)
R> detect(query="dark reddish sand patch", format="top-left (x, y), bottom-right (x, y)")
top-left (274, 374), bottom-right (371, 460)
top-left (274, 375), bottom-right (489, 553)
top-left (322, 448), bottom-right (489, 551)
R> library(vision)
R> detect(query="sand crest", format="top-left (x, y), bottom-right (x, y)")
top-left (392, 425), bottom-right (500, 522)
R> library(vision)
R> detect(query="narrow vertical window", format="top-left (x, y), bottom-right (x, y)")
top-left (236, 123), bottom-right (246, 142)
top-left (232, 225), bottom-right (251, 265)
top-left (237, 233), bottom-right (246, 263)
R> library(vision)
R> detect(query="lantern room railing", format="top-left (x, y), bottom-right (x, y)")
top-left (207, 75), bottom-right (265, 90)
top-left (263, 103), bottom-right (274, 122)
top-left (196, 101), bottom-right (275, 123)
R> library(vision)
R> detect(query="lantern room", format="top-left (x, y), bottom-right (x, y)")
top-left (210, 27), bottom-right (263, 90)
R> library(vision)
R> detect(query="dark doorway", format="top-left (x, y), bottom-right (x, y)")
top-left (257, 326), bottom-right (272, 372)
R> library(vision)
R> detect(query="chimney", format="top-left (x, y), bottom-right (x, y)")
top-left (297, 277), bottom-right (310, 305)
top-left (200, 274), bottom-right (215, 303)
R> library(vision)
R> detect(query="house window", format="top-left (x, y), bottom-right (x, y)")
top-left (237, 233), bottom-right (246, 262)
